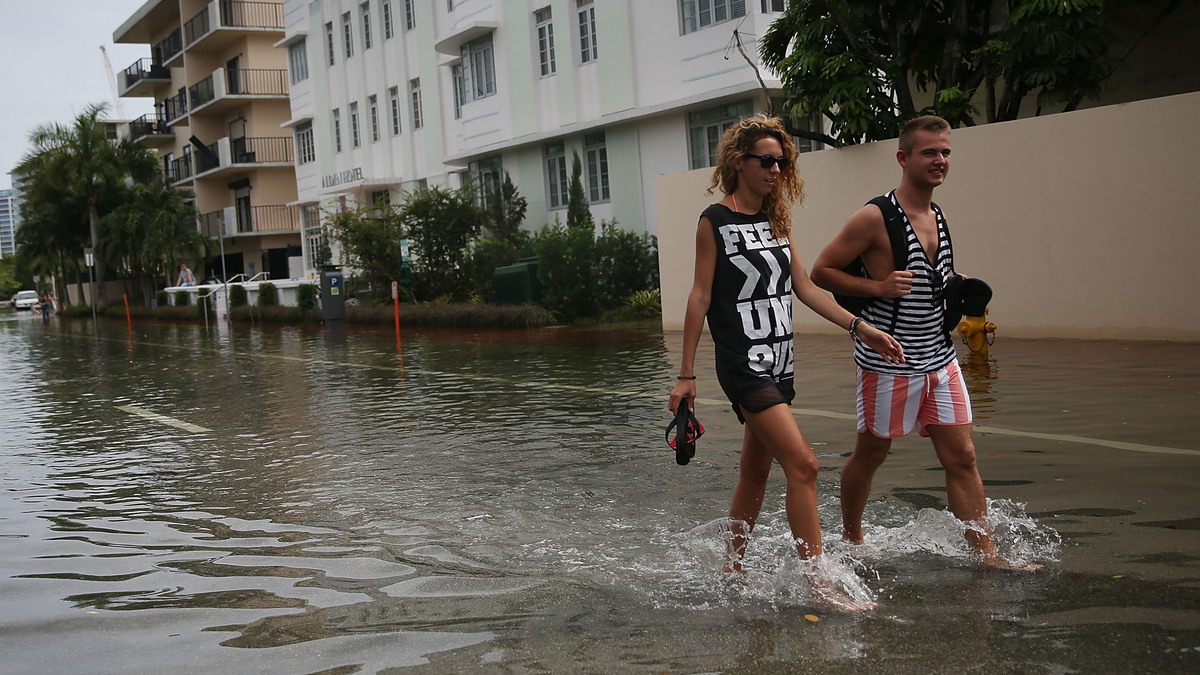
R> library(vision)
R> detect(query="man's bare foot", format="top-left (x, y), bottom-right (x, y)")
top-left (841, 530), bottom-right (865, 545)
top-left (812, 582), bottom-right (877, 613)
top-left (979, 555), bottom-right (1044, 572)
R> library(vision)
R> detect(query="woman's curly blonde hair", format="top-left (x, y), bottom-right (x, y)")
top-left (706, 114), bottom-right (804, 239)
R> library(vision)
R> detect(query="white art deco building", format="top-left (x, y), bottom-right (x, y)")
top-left (281, 0), bottom-right (798, 271)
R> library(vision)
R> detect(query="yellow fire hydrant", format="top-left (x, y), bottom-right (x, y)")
top-left (957, 309), bottom-right (996, 357)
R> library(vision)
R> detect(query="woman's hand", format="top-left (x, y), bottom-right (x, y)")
top-left (857, 322), bottom-right (905, 364)
top-left (668, 379), bottom-right (697, 415)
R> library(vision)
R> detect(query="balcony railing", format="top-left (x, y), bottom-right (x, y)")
top-left (128, 113), bottom-right (173, 141)
top-left (221, 1), bottom-right (285, 29)
top-left (201, 205), bottom-right (299, 237)
top-left (122, 58), bottom-right (170, 90)
top-left (170, 155), bottom-right (194, 184)
top-left (163, 90), bottom-right (189, 124)
top-left (226, 69), bottom-right (288, 96)
top-left (232, 136), bottom-right (294, 164)
top-left (184, 7), bottom-right (211, 45)
top-left (189, 75), bottom-right (216, 109)
top-left (196, 141), bottom-right (222, 174)
top-left (241, 205), bottom-right (299, 233)
top-left (156, 28), bottom-right (183, 63)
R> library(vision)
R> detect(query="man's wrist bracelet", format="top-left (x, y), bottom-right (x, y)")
top-left (676, 375), bottom-right (697, 381)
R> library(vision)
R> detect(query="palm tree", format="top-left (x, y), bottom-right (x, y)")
top-left (99, 182), bottom-right (209, 305)
top-left (16, 102), bottom-right (159, 306)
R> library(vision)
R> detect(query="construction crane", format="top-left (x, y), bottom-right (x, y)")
top-left (99, 45), bottom-right (129, 120)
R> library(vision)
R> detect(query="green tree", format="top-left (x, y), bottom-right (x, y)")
top-left (328, 201), bottom-right (408, 303)
top-left (98, 181), bottom-right (207, 305)
top-left (566, 151), bottom-right (593, 232)
top-left (594, 221), bottom-right (659, 311)
top-left (760, 0), bottom-right (1171, 146)
top-left (16, 102), bottom-right (159, 304)
top-left (399, 185), bottom-right (487, 301)
top-left (532, 219), bottom-right (596, 322)
top-left (487, 171), bottom-right (528, 248)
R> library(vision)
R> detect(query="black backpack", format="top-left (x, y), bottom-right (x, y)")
top-left (833, 195), bottom-right (953, 334)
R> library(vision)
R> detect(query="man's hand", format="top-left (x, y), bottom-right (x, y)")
top-left (880, 270), bottom-right (915, 298)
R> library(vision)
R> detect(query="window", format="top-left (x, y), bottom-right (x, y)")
top-left (288, 40), bottom-right (309, 84)
top-left (452, 63), bottom-right (465, 119)
top-left (368, 95), bottom-right (380, 142)
top-left (535, 7), bottom-right (556, 77)
top-left (325, 22), bottom-right (335, 66)
top-left (688, 99), bottom-right (753, 169)
top-left (585, 132), bottom-right (609, 202)
top-left (577, 0), bottom-right (597, 63)
top-left (361, 3), bottom-right (373, 50)
top-left (468, 156), bottom-right (502, 209)
top-left (296, 123), bottom-right (315, 164)
top-left (403, 0), bottom-right (415, 30)
top-left (388, 86), bottom-right (401, 135)
top-left (382, 0), bottom-right (394, 39)
top-left (342, 12), bottom-right (353, 58)
top-left (680, 0), bottom-right (746, 35)
top-left (460, 34), bottom-right (496, 100)
top-left (760, 0), bottom-right (784, 12)
top-left (332, 108), bottom-right (342, 153)
top-left (545, 141), bottom-right (568, 209)
top-left (409, 78), bottom-right (423, 129)
top-left (350, 101), bottom-right (361, 148)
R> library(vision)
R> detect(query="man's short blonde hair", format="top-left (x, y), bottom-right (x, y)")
top-left (899, 115), bottom-right (951, 154)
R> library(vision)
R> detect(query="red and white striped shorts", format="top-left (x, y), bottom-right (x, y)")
top-left (856, 360), bottom-right (972, 438)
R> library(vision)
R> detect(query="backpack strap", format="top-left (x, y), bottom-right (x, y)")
top-left (866, 194), bottom-right (909, 334)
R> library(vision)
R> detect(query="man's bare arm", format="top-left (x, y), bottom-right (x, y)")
top-left (811, 204), bottom-right (914, 299)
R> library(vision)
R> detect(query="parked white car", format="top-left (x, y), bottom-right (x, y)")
top-left (14, 290), bottom-right (39, 310)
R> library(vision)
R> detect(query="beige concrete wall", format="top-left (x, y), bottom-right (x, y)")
top-left (656, 91), bottom-right (1200, 341)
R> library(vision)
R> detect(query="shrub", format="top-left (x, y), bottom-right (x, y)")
top-left (229, 284), bottom-right (248, 307)
top-left (531, 221), bottom-right (596, 323)
top-left (155, 290), bottom-right (169, 308)
top-left (297, 283), bottom-right (318, 309)
top-left (173, 290), bottom-right (190, 307)
top-left (594, 221), bottom-right (659, 311)
top-left (257, 282), bottom-right (279, 306)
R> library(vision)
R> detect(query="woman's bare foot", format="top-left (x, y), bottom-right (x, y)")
top-left (812, 581), bottom-right (877, 613)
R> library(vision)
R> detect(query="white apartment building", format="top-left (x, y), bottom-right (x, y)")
top-left (282, 0), bottom-right (796, 270)
top-left (0, 189), bottom-right (16, 257)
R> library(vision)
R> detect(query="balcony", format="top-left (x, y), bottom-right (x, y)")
top-left (157, 28), bottom-right (184, 67)
top-left (169, 154), bottom-right (194, 185)
top-left (127, 113), bottom-right (175, 147)
top-left (120, 58), bottom-right (171, 98)
top-left (200, 204), bottom-right (300, 238)
top-left (185, 1), bottom-right (285, 52)
top-left (163, 89), bottom-right (189, 126)
top-left (188, 68), bottom-right (289, 117)
top-left (192, 135), bottom-right (295, 179)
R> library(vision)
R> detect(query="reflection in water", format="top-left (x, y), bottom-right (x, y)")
top-left (2, 316), bottom-right (1198, 673)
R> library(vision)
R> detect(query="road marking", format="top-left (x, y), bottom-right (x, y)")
top-left (115, 405), bottom-right (211, 434)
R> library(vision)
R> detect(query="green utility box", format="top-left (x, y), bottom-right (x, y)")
top-left (493, 257), bottom-right (542, 305)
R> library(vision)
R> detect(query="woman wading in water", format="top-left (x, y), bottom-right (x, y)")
top-left (668, 115), bottom-right (904, 611)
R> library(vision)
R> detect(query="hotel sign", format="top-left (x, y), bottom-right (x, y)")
top-left (322, 168), bottom-right (364, 188)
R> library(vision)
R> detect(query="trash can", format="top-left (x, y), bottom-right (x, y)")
top-left (320, 267), bottom-right (345, 322)
top-left (493, 257), bottom-right (542, 305)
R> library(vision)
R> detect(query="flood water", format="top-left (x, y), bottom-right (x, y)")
top-left (2, 311), bottom-right (1199, 674)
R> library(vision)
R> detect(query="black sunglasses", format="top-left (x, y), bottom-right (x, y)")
top-left (744, 153), bottom-right (790, 170)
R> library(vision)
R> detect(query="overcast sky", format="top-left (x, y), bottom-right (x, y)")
top-left (0, 0), bottom-right (158, 191)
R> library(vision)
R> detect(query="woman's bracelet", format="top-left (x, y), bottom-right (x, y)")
top-left (676, 375), bottom-right (697, 381)
top-left (849, 316), bottom-right (864, 339)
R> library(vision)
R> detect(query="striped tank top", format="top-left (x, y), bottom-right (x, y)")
top-left (854, 191), bottom-right (957, 375)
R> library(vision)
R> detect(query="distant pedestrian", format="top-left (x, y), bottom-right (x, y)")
top-left (177, 264), bottom-right (197, 287)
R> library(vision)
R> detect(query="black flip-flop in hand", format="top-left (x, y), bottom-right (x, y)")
top-left (665, 397), bottom-right (704, 466)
